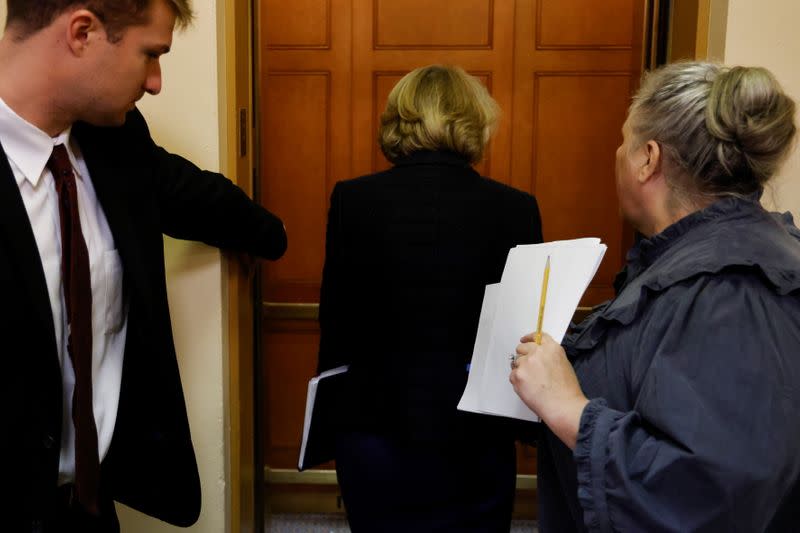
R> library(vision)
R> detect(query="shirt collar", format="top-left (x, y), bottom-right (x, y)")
top-left (0, 96), bottom-right (81, 188)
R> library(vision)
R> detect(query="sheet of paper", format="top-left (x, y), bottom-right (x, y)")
top-left (459, 239), bottom-right (607, 421)
top-left (457, 283), bottom-right (499, 413)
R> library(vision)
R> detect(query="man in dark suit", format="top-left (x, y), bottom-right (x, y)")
top-left (0, 1), bottom-right (287, 531)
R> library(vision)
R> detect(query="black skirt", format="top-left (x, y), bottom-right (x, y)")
top-left (335, 430), bottom-right (517, 533)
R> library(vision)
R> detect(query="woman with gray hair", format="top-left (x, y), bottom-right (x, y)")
top-left (510, 61), bottom-right (800, 532)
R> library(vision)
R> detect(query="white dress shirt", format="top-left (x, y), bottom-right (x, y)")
top-left (0, 97), bottom-right (128, 485)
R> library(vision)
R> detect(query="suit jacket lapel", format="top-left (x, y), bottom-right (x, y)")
top-left (0, 140), bottom-right (57, 348)
top-left (73, 122), bottom-right (146, 302)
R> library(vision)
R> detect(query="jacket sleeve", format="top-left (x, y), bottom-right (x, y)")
top-left (510, 192), bottom-right (542, 246)
top-left (131, 110), bottom-right (287, 260)
top-left (317, 182), bottom-right (349, 373)
top-left (575, 275), bottom-right (800, 533)
top-left (525, 195), bottom-right (543, 245)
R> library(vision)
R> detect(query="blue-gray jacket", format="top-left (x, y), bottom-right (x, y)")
top-left (540, 195), bottom-right (800, 532)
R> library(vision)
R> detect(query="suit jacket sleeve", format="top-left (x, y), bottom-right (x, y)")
top-left (131, 110), bottom-right (287, 260)
top-left (317, 182), bottom-right (347, 373)
top-left (526, 197), bottom-right (543, 244)
top-left (512, 193), bottom-right (543, 247)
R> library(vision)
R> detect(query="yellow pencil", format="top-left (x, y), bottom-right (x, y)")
top-left (534, 255), bottom-right (551, 345)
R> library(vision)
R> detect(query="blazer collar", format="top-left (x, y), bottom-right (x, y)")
top-left (392, 150), bottom-right (472, 168)
top-left (73, 121), bottom-right (148, 303)
top-left (72, 121), bottom-right (126, 232)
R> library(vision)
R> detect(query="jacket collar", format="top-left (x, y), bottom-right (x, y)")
top-left (392, 150), bottom-right (472, 168)
top-left (72, 119), bottom-right (147, 304)
top-left (567, 194), bottom-right (800, 355)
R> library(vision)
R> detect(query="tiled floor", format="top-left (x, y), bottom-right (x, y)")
top-left (265, 513), bottom-right (539, 532)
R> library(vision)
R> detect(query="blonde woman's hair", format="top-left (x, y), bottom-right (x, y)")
top-left (378, 65), bottom-right (499, 164)
top-left (628, 61), bottom-right (796, 198)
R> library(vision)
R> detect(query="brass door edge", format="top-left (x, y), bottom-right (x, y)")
top-left (264, 467), bottom-right (537, 490)
top-left (263, 302), bottom-right (319, 320)
top-left (515, 474), bottom-right (537, 490)
top-left (266, 467), bottom-right (337, 485)
top-left (262, 303), bottom-right (591, 323)
top-left (573, 306), bottom-right (594, 323)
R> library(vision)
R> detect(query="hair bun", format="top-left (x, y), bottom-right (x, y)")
top-left (706, 66), bottom-right (796, 186)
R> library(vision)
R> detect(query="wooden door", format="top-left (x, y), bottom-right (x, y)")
top-left (256, 0), bottom-right (645, 510)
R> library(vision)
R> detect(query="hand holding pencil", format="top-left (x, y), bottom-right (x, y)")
top-left (509, 329), bottom-right (588, 449)
top-left (510, 263), bottom-right (588, 448)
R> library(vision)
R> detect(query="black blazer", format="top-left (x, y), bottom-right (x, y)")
top-left (318, 150), bottom-right (542, 443)
top-left (0, 109), bottom-right (287, 528)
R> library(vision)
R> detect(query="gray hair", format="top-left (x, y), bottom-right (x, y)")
top-left (628, 61), bottom-right (796, 198)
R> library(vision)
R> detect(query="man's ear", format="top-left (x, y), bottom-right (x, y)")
top-left (65, 9), bottom-right (103, 56)
top-left (638, 140), bottom-right (662, 184)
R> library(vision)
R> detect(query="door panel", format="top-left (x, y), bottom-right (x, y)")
top-left (257, 0), bottom-right (645, 509)
top-left (537, 0), bottom-right (635, 49)
top-left (263, 321), bottom-right (321, 467)
top-left (532, 72), bottom-right (631, 302)
top-left (259, 0), bottom-right (352, 304)
top-left (261, 72), bottom-right (329, 301)
top-left (263, 0), bottom-right (331, 48)
top-left (373, 0), bottom-right (494, 49)
top-left (511, 0), bottom-right (641, 304)
top-left (258, 0), bottom-right (353, 477)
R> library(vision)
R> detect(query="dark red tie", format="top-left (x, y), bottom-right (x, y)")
top-left (48, 144), bottom-right (100, 514)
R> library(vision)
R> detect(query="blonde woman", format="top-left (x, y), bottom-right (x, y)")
top-left (511, 62), bottom-right (800, 532)
top-left (317, 65), bottom-right (542, 531)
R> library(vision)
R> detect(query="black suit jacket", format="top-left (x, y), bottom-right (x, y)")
top-left (0, 109), bottom-right (287, 528)
top-left (318, 150), bottom-right (542, 443)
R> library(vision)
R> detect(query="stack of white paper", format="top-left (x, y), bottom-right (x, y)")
top-left (458, 238), bottom-right (606, 421)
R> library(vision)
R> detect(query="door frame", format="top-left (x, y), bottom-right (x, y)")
top-left (222, 0), bottom-right (728, 533)
top-left (220, 0), bottom-right (258, 532)
top-left (239, 0), bottom-right (719, 527)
